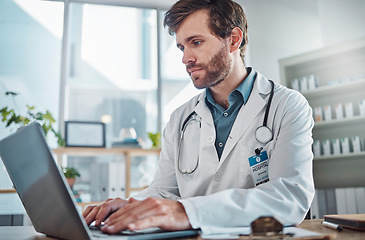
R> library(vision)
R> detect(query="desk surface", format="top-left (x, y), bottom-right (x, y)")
top-left (298, 219), bottom-right (364, 240)
top-left (1, 219), bottom-right (365, 240)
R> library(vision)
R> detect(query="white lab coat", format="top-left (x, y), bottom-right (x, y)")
top-left (136, 71), bottom-right (315, 234)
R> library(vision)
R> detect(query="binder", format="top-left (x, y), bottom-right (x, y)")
top-left (324, 214), bottom-right (365, 231)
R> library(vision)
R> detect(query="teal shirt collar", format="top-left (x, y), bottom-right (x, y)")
top-left (205, 67), bottom-right (256, 108)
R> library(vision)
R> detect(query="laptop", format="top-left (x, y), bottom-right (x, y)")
top-left (0, 122), bottom-right (199, 240)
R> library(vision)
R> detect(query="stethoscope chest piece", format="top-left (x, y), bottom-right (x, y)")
top-left (255, 125), bottom-right (273, 145)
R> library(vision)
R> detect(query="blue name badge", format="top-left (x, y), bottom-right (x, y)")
top-left (248, 151), bottom-right (269, 186)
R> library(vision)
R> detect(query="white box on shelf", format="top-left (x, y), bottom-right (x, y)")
top-left (332, 138), bottom-right (341, 155)
top-left (344, 102), bottom-right (354, 119)
top-left (345, 188), bottom-right (358, 214)
top-left (335, 188), bottom-right (348, 214)
top-left (334, 103), bottom-right (344, 120)
top-left (352, 136), bottom-right (362, 153)
top-left (323, 105), bottom-right (332, 121)
top-left (341, 137), bottom-right (350, 155)
top-left (313, 140), bottom-right (321, 157)
top-left (355, 187), bottom-right (365, 214)
top-left (291, 78), bottom-right (300, 91)
top-left (300, 76), bottom-right (308, 92)
top-left (322, 139), bottom-right (331, 156)
top-left (359, 100), bottom-right (365, 117)
top-left (314, 106), bottom-right (323, 122)
top-left (308, 75), bottom-right (318, 90)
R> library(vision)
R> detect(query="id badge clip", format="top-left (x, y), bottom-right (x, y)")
top-left (249, 150), bottom-right (269, 186)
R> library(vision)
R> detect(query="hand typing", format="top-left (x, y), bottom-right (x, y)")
top-left (100, 198), bottom-right (192, 234)
top-left (83, 197), bottom-right (129, 227)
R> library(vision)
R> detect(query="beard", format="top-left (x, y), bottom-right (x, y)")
top-left (186, 44), bottom-right (232, 89)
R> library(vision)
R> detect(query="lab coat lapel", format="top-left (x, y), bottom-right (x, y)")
top-left (194, 93), bottom-right (214, 127)
top-left (219, 74), bottom-right (272, 165)
top-left (194, 92), bottom-right (221, 164)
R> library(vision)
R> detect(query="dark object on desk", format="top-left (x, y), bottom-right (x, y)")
top-left (324, 214), bottom-right (365, 231)
top-left (240, 216), bottom-right (295, 239)
top-left (111, 138), bottom-right (141, 148)
top-left (251, 216), bottom-right (283, 235)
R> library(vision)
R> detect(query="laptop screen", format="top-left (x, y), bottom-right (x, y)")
top-left (0, 123), bottom-right (92, 240)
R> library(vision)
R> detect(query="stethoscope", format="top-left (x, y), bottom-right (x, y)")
top-left (177, 80), bottom-right (275, 174)
top-left (177, 107), bottom-right (201, 174)
top-left (254, 79), bottom-right (275, 156)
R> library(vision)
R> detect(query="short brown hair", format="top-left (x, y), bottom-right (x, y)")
top-left (164, 0), bottom-right (248, 61)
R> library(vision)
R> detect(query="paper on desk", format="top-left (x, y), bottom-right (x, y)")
top-left (200, 227), bottom-right (250, 239)
top-left (200, 226), bottom-right (324, 239)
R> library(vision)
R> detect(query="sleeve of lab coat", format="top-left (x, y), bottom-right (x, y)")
top-left (134, 117), bottom-right (181, 200)
top-left (179, 91), bottom-right (315, 234)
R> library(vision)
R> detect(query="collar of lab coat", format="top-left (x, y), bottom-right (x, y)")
top-left (193, 71), bottom-right (274, 164)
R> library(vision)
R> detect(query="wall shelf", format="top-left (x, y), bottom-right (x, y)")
top-left (301, 78), bottom-right (365, 99)
top-left (314, 151), bottom-right (365, 161)
top-left (279, 37), bottom-right (365, 189)
top-left (314, 115), bottom-right (365, 129)
top-left (52, 147), bottom-right (161, 198)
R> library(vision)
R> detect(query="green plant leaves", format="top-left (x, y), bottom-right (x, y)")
top-left (1, 93), bottom-right (66, 147)
top-left (62, 167), bottom-right (81, 178)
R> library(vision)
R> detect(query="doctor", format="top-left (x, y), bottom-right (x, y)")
top-left (83, 0), bottom-right (315, 234)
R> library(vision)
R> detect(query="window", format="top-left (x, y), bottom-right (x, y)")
top-left (66, 3), bottom-right (158, 144)
top-left (0, 0), bottom-right (63, 212)
top-left (63, 3), bottom-right (159, 201)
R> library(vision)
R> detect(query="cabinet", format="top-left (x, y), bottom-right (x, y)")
top-left (52, 147), bottom-right (161, 198)
top-left (279, 37), bottom-right (365, 189)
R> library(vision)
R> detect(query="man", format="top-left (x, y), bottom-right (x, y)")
top-left (83, 0), bottom-right (314, 234)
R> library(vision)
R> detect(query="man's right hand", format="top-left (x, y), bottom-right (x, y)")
top-left (83, 197), bottom-right (132, 226)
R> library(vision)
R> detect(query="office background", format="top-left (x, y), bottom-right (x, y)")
top-left (1, 0), bottom-right (365, 225)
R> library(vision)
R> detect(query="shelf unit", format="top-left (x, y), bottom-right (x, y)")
top-left (52, 147), bottom-right (161, 198)
top-left (279, 37), bottom-right (365, 189)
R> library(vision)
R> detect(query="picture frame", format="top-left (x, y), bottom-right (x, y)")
top-left (65, 121), bottom-right (106, 148)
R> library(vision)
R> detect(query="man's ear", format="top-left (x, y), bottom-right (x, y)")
top-left (229, 27), bottom-right (243, 53)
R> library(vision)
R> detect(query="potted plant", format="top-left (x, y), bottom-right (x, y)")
top-left (0, 91), bottom-right (65, 146)
top-left (62, 167), bottom-right (81, 189)
top-left (148, 132), bottom-right (161, 149)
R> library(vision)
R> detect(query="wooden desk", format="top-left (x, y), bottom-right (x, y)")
top-left (52, 147), bottom-right (161, 198)
top-left (2, 219), bottom-right (365, 240)
top-left (298, 219), bottom-right (365, 240)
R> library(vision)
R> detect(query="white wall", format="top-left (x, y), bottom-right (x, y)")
top-left (318, 0), bottom-right (365, 46)
top-left (240, 0), bottom-right (322, 83)
top-left (239, 0), bottom-right (365, 83)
